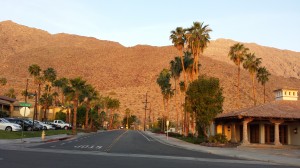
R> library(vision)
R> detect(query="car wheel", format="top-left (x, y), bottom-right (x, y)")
top-left (27, 127), bottom-right (32, 131)
top-left (43, 126), bottom-right (47, 130)
top-left (64, 126), bottom-right (68, 130)
top-left (5, 126), bottom-right (12, 132)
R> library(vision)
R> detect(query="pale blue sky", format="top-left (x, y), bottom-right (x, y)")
top-left (1, 0), bottom-right (300, 51)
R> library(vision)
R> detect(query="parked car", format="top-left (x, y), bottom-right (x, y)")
top-left (5, 118), bottom-right (39, 131)
top-left (43, 121), bottom-right (61, 130)
top-left (34, 120), bottom-right (54, 130)
top-left (0, 118), bottom-right (22, 131)
top-left (53, 120), bottom-right (72, 130)
top-left (25, 119), bottom-right (43, 131)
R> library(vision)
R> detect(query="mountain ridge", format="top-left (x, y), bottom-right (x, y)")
top-left (0, 20), bottom-right (299, 122)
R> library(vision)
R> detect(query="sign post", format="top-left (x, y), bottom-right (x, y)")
top-left (166, 120), bottom-right (169, 140)
top-left (19, 102), bottom-right (32, 142)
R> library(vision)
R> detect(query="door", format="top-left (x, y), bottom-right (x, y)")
top-left (250, 124), bottom-right (259, 143)
top-left (279, 125), bottom-right (288, 144)
top-left (265, 124), bottom-right (274, 144)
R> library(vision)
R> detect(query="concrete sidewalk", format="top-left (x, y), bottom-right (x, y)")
top-left (145, 131), bottom-right (300, 167)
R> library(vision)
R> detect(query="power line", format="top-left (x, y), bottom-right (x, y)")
top-left (142, 92), bottom-right (150, 131)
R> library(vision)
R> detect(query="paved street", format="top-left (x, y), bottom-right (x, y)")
top-left (0, 130), bottom-right (296, 168)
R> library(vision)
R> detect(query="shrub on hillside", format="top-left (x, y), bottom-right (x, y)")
top-left (208, 134), bottom-right (228, 144)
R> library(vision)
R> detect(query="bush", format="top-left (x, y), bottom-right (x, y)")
top-left (168, 132), bottom-right (182, 138)
top-left (0, 110), bottom-right (9, 118)
top-left (151, 128), bottom-right (161, 133)
top-left (208, 134), bottom-right (228, 144)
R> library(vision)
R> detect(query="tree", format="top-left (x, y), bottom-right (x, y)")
top-left (0, 77), bottom-right (7, 95)
top-left (170, 27), bottom-right (187, 89)
top-left (4, 88), bottom-right (17, 99)
top-left (257, 67), bottom-right (271, 103)
top-left (185, 21), bottom-right (212, 80)
top-left (186, 76), bottom-right (224, 138)
top-left (81, 84), bottom-right (99, 129)
top-left (107, 98), bottom-right (120, 130)
top-left (122, 115), bottom-right (137, 129)
top-left (243, 53), bottom-right (262, 106)
top-left (156, 69), bottom-right (173, 130)
top-left (228, 43), bottom-right (249, 108)
top-left (55, 111), bottom-right (67, 121)
top-left (39, 92), bottom-right (54, 121)
top-left (65, 77), bottom-right (87, 135)
top-left (28, 64), bottom-right (42, 103)
top-left (53, 77), bottom-right (69, 105)
top-left (169, 57), bottom-right (182, 132)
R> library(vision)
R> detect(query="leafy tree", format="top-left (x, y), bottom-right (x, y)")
top-left (122, 115), bottom-right (137, 129)
top-left (243, 53), bottom-right (262, 106)
top-left (55, 111), bottom-right (67, 121)
top-left (4, 88), bottom-right (17, 99)
top-left (186, 76), bottom-right (224, 138)
top-left (228, 43), bottom-right (249, 108)
top-left (257, 67), bottom-right (271, 103)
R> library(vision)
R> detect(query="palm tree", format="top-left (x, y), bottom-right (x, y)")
top-left (65, 77), bottom-right (87, 135)
top-left (28, 64), bottom-right (42, 100)
top-left (243, 53), bottom-right (262, 106)
top-left (107, 98), bottom-right (120, 130)
top-left (228, 43), bottom-right (249, 108)
top-left (169, 57), bottom-right (182, 132)
top-left (39, 92), bottom-right (54, 121)
top-left (53, 77), bottom-right (69, 105)
top-left (185, 21), bottom-right (212, 79)
top-left (0, 77), bottom-right (7, 95)
top-left (156, 69), bottom-right (173, 131)
top-left (4, 88), bottom-right (17, 99)
top-left (81, 84), bottom-right (99, 129)
top-left (257, 67), bottom-right (271, 103)
top-left (43, 67), bottom-right (57, 94)
top-left (170, 27), bottom-right (187, 89)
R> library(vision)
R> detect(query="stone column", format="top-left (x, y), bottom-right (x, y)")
top-left (241, 118), bottom-right (253, 145)
top-left (270, 119), bottom-right (284, 146)
top-left (274, 122), bottom-right (282, 146)
top-left (231, 123), bottom-right (237, 143)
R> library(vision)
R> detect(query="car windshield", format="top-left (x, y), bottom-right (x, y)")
top-left (0, 118), bottom-right (10, 123)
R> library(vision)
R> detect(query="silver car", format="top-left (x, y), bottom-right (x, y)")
top-left (0, 118), bottom-right (22, 131)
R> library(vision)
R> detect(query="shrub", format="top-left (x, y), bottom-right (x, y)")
top-left (208, 134), bottom-right (228, 144)
top-left (168, 132), bottom-right (182, 138)
top-left (151, 127), bottom-right (161, 133)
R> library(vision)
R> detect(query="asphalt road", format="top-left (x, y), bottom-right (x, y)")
top-left (0, 130), bottom-right (296, 168)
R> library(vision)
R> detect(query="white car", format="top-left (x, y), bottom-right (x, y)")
top-left (34, 120), bottom-right (55, 130)
top-left (0, 118), bottom-right (22, 131)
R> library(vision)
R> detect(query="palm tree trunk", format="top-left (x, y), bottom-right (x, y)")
top-left (237, 65), bottom-right (241, 108)
top-left (85, 101), bottom-right (90, 129)
top-left (251, 73), bottom-right (256, 106)
top-left (179, 50), bottom-right (188, 90)
top-left (174, 78), bottom-right (179, 132)
top-left (72, 94), bottom-right (78, 135)
top-left (263, 84), bottom-right (266, 103)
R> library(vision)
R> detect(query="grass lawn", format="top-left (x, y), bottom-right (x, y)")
top-left (0, 130), bottom-right (74, 139)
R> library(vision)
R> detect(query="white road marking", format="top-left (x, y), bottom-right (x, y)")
top-left (73, 145), bottom-right (102, 150)
top-left (96, 146), bottom-right (102, 149)
top-left (50, 145), bottom-right (56, 148)
top-left (137, 131), bottom-right (153, 141)
top-left (60, 143), bottom-right (65, 146)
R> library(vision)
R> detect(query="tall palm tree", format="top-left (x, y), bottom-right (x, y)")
top-left (243, 53), bottom-right (262, 106)
top-left (257, 67), bottom-right (271, 103)
top-left (53, 77), bottom-right (69, 105)
top-left (156, 69), bottom-right (173, 130)
top-left (4, 88), bottom-right (17, 99)
top-left (170, 27), bottom-right (187, 89)
top-left (43, 67), bottom-right (57, 94)
top-left (65, 77), bottom-right (87, 135)
top-left (0, 77), bottom-right (7, 95)
top-left (228, 43), bottom-right (249, 108)
top-left (81, 84), bottom-right (99, 129)
top-left (107, 98), bottom-right (120, 130)
top-left (169, 57), bottom-right (182, 132)
top-left (185, 21), bottom-right (212, 80)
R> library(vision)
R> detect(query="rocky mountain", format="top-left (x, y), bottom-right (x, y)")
top-left (0, 20), bottom-right (299, 122)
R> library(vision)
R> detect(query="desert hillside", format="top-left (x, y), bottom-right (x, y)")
top-left (0, 20), bottom-right (299, 122)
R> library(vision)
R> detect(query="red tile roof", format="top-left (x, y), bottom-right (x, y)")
top-left (216, 100), bottom-right (300, 119)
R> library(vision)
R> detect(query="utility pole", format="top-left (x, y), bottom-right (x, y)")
top-left (142, 92), bottom-right (149, 131)
top-left (148, 103), bottom-right (151, 129)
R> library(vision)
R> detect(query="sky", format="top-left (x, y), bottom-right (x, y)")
top-left (1, 0), bottom-right (300, 52)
